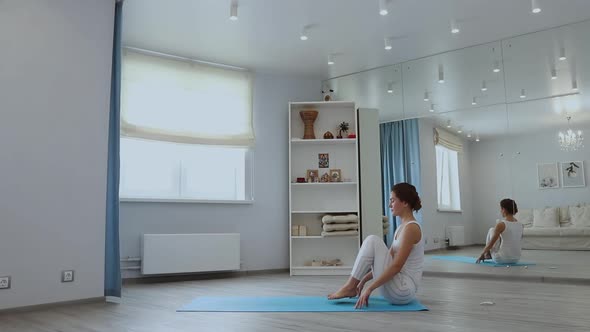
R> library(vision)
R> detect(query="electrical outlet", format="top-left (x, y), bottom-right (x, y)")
top-left (0, 276), bottom-right (11, 289)
top-left (62, 270), bottom-right (74, 283)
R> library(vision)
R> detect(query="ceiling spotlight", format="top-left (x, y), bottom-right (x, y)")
top-left (450, 19), bottom-right (460, 34)
top-left (531, 0), bottom-right (541, 14)
top-left (493, 60), bottom-right (501, 73)
top-left (438, 64), bottom-right (445, 83)
top-left (520, 89), bottom-right (526, 99)
top-left (446, 120), bottom-right (452, 128)
top-left (387, 82), bottom-right (394, 93)
top-left (481, 80), bottom-right (488, 91)
top-left (572, 79), bottom-right (579, 91)
top-left (472, 97), bottom-right (477, 106)
top-left (300, 26), bottom-right (309, 41)
top-left (467, 131), bottom-right (473, 138)
top-left (429, 104), bottom-right (435, 112)
top-left (384, 37), bottom-right (392, 50)
top-left (559, 47), bottom-right (567, 61)
top-left (378, 0), bottom-right (389, 16)
top-left (476, 135), bottom-right (480, 142)
top-left (229, 1), bottom-right (238, 21)
top-left (551, 67), bottom-right (557, 80)
top-left (457, 127), bottom-right (463, 134)
top-left (328, 54), bottom-right (335, 65)
top-left (424, 91), bottom-right (429, 102)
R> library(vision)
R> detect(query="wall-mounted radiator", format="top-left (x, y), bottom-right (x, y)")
top-left (141, 233), bottom-right (240, 275)
top-left (447, 226), bottom-right (465, 246)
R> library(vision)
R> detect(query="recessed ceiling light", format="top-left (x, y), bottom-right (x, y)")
top-left (467, 131), bottom-right (473, 138)
top-left (429, 104), bottom-right (435, 112)
top-left (476, 135), bottom-right (480, 142)
top-left (450, 19), bottom-right (460, 34)
top-left (559, 47), bottom-right (567, 61)
top-left (438, 64), bottom-right (445, 83)
top-left (446, 120), bottom-right (452, 128)
top-left (481, 80), bottom-right (488, 91)
top-left (520, 89), bottom-right (526, 98)
top-left (328, 54), bottom-right (335, 65)
top-left (493, 60), bottom-right (501, 73)
top-left (384, 37), bottom-right (392, 50)
top-left (531, 0), bottom-right (541, 14)
top-left (229, 1), bottom-right (238, 21)
top-left (457, 128), bottom-right (463, 134)
top-left (379, 0), bottom-right (388, 16)
top-left (300, 26), bottom-right (309, 41)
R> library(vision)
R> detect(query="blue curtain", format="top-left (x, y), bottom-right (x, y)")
top-left (380, 119), bottom-right (422, 246)
top-left (105, 0), bottom-right (123, 299)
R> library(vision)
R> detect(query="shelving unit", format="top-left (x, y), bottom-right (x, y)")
top-left (288, 101), bottom-right (360, 276)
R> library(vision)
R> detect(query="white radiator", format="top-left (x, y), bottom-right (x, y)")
top-left (447, 226), bottom-right (465, 246)
top-left (141, 233), bottom-right (240, 275)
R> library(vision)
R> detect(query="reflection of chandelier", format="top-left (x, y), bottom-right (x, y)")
top-left (558, 116), bottom-right (584, 151)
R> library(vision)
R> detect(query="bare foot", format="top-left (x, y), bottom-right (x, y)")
top-left (327, 285), bottom-right (357, 300)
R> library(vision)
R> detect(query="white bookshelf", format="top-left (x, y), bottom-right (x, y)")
top-left (288, 101), bottom-right (360, 276)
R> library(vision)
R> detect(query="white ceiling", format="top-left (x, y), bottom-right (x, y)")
top-left (122, 0), bottom-right (590, 79)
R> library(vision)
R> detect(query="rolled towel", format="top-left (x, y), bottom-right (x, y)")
top-left (322, 214), bottom-right (358, 224)
top-left (321, 230), bottom-right (359, 237)
top-left (323, 222), bottom-right (359, 232)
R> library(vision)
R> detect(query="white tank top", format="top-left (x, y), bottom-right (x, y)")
top-left (392, 221), bottom-right (424, 290)
top-left (496, 220), bottom-right (524, 261)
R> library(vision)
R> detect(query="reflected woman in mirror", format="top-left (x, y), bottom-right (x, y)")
top-left (477, 199), bottom-right (524, 264)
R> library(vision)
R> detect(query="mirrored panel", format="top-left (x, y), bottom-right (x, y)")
top-left (402, 42), bottom-right (506, 119)
top-left (325, 64), bottom-right (404, 122)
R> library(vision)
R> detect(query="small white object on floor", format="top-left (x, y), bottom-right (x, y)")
top-left (506, 265), bottom-right (510, 268)
top-left (480, 301), bottom-right (495, 306)
top-left (524, 266), bottom-right (528, 269)
top-left (549, 266), bottom-right (557, 269)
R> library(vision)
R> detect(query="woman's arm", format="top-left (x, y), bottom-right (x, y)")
top-left (476, 222), bottom-right (506, 263)
top-left (367, 224), bottom-right (421, 292)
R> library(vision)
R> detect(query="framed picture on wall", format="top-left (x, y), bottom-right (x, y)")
top-left (561, 161), bottom-right (586, 188)
top-left (537, 163), bottom-right (559, 189)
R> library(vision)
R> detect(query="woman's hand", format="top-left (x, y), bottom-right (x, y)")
top-left (476, 250), bottom-right (490, 264)
top-left (356, 280), bottom-right (366, 296)
top-left (355, 287), bottom-right (373, 309)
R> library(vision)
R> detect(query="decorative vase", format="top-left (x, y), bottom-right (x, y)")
top-left (300, 110), bottom-right (318, 139)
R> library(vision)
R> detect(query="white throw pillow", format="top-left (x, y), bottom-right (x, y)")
top-left (516, 209), bottom-right (533, 227)
top-left (570, 206), bottom-right (590, 227)
top-left (533, 208), bottom-right (559, 228)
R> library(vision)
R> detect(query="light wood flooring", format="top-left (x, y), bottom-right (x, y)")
top-left (1, 272), bottom-right (589, 332)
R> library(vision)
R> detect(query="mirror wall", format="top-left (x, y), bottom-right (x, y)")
top-left (324, 19), bottom-right (590, 270)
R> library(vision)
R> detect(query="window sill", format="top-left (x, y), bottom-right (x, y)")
top-left (437, 208), bottom-right (463, 213)
top-left (120, 197), bottom-right (254, 204)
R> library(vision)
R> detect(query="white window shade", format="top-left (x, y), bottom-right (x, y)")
top-left (433, 128), bottom-right (463, 152)
top-left (121, 51), bottom-right (254, 146)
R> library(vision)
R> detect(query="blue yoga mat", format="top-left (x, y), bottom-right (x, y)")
top-left (178, 296), bottom-right (428, 312)
top-left (430, 255), bottom-right (534, 267)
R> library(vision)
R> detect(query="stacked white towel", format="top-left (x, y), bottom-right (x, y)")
top-left (321, 214), bottom-right (359, 237)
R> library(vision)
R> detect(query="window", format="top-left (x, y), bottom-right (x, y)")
top-left (120, 50), bottom-right (253, 202)
top-left (433, 128), bottom-right (462, 211)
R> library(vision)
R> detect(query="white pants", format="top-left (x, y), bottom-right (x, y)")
top-left (350, 235), bottom-right (416, 304)
top-left (486, 228), bottom-right (519, 264)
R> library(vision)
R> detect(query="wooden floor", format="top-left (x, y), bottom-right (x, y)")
top-left (1, 273), bottom-right (589, 332)
top-left (425, 248), bottom-right (590, 284)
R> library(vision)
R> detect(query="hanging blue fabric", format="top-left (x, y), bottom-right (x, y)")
top-left (380, 119), bottom-right (422, 246)
top-left (105, 0), bottom-right (123, 300)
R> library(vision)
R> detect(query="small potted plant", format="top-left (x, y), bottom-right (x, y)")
top-left (337, 121), bottom-right (349, 139)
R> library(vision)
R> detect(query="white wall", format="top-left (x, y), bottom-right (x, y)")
top-left (471, 129), bottom-right (590, 241)
top-left (418, 118), bottom-right (475, 249)
top-left (0, 0), bottom-right (115, 310)
top-left (119, 73), bottom-right (320, 277)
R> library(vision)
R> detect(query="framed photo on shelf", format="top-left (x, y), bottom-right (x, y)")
top-left (329, 169), bottom-right (342, 182)
top-left (537, 163), bottom-right (559, 189)
top-left (561, 161), bottom-right (585, 188)
top-left (320, 172), bottom-right (331, 183)
top-left (306, 169), bottom-right (319, 183)
top-left (318, 153), bottom-right (329, 168)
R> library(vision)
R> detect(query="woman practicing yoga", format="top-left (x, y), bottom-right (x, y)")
top-left (328, 183), bottom-right (424, 309)
top-left (477, 198), bottom-right (523, 264)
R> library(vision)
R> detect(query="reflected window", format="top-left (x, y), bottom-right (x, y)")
top-left (435, 145), bottom-right (461, 211)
